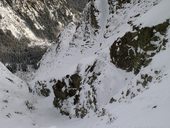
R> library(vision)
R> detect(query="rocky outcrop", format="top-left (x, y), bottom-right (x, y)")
top-left (34, 81), bottom-right (51, 97)
top-left (108, 0), bottom-right (131, 14)
top-left (50, 59), bottom-right (102, 118)
top-left (110, 20), bottom-right (169, 74)
top-left (52, 74), bottom-right (82, 116)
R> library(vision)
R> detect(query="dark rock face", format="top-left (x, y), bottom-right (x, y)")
top-left (116, 0), bottom-right (131, 6)
top-left (137, 74), bottom-right (153, 88)
top-left (108, 0), bottom-right (131, 14)
top-left (110, 20), bottom-right (169, 74)
top-left (53, 74), bottom-right (81, 100)
top-left (50, 61), bottom-right (100, 118)
top-left (67, 0), bottom-right (88, 12)
top-left (89, 0), bottom-right (100, 29)
top-left (52, 73), bottom-right (83, 117)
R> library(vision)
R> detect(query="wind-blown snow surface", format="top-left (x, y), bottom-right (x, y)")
top-left (1, 0), bottom-right (170, 128)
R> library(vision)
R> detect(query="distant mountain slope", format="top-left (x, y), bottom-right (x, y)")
top-left (0, 0), bottom-right (88, 73)
top-left (0, 0), bottom-right (88, 40)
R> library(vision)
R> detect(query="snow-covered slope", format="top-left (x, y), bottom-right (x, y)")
top-left (0, 62), bottom-right (34, 127)
top-left (1, 0), bottom-right (170, 128)
top-left (31, 0), bottom-right (170, 116)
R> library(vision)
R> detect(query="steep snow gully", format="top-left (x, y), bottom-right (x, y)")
top-left (0, 0), bottom-right (170, 128)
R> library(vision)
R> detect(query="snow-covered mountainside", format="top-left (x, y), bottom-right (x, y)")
top-left (0, 0), bottom-right (87, 73)
top-left (0, 0), bottom-right (170, 128)
top-left (0, 62), bottom-right (33, 127)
